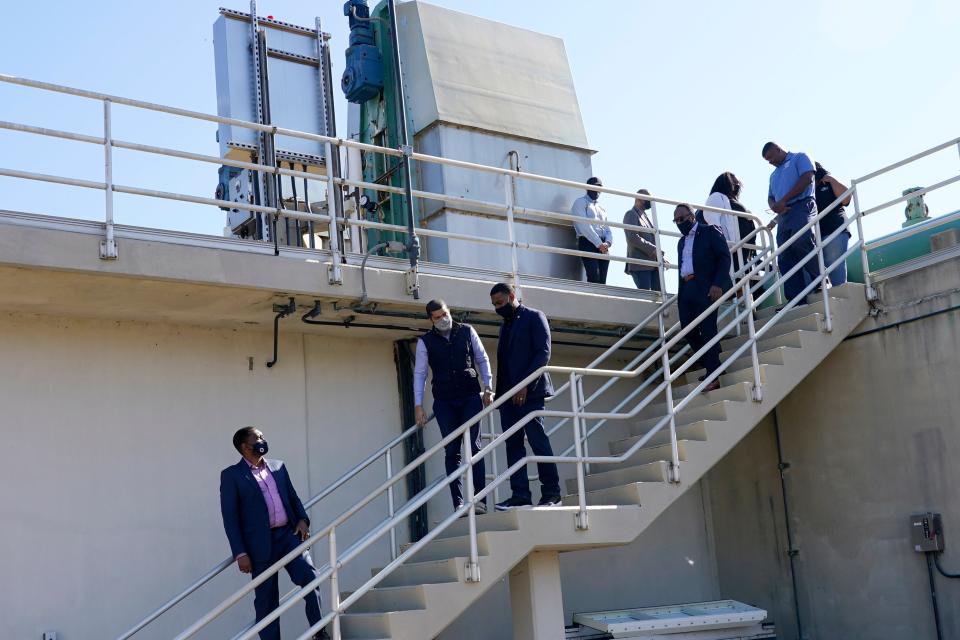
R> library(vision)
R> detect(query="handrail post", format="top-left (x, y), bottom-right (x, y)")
top-left (649, 200), bottom-right (667, 303)
top-left (462, 429), bottom-right (481, 582)
top-left (744, 276), bottom-right (763, 402)
top-left (324, 141), bottom-right (344, 285)
top-left (385, 451), bottom-right (396, 561)
top-left (487, 414), bottom-right (500, 505)
top-left (100, 99), bottom-right (118, 260)
top-left (811, 222), bottom-right (833, 332)
top-left (851, 181), bottom-right (876, 301)
top-left (576, 375), bottom-right (590, 475)
top-left (504, 173), bottom-right (521, 293)
top-left (329, 528), bottom-right (341, 640)
top-left (569, 372), bottom-right (589, 530)
top-left (659, 314), bottom-right (681, 484)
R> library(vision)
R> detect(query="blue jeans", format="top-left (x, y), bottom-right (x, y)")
top-left (821, 231), bottom-right (850, 286)
top-left (498, 396), bottom-right (561, 500)
top-left (630, 270), bottom-right (661, 291)
top-left (777, 198), bottom-right (822, 303)
top-left (433, 395), bottom-right (486, 508)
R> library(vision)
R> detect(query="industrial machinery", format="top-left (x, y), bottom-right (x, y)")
top-left (212, 3), bottom-right (341, 249)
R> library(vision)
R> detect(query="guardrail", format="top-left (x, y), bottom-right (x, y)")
top-left (166, 135), bottom-right (960, 640)
top-left (0, 73), bottom-right (769, 293)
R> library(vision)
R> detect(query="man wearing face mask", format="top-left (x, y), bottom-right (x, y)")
top-left (489, 283), bottom-right (562, 510)
top-left (571, 176), bottom-right (614, 284)
top-left (623, 188), bottom-right (662, 291)
top-left (674, 204), bottom-right (732, 393)
top-left (414, 299), bottom-right (493, 514)
top-left (220, 427), bottom-right (329, 640)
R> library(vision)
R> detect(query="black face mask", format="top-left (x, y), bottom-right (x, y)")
top-left (495, 304), bottom-right (516, 319)
top-left (587, 190), bottom-right (600, 201)
top-left (677, 220), bottom-right (694, 236)
top-left (249, 439), bottom-right (269, 456)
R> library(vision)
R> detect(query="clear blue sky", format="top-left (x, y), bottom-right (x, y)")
top-left (1, 0), bottom-right (958, 289)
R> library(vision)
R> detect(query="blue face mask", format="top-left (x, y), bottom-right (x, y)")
top-left (250, 439), bottom-right (269, 456)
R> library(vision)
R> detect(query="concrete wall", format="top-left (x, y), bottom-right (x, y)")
top-left (708, 259), bottom-right (960, 639)
top-left (0, 313), bottom-right (403, 640)
top-left (1, 307), bottom-right (720, 640)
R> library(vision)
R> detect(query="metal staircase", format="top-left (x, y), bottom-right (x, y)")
top-left (330, 285), bottom-right (868, 640)
top-left (163, 182), bottom-right (874, 640)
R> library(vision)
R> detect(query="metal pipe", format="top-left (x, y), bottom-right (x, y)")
top-left (812, 222), bottom-right (832, 332)
top-left (569, 372), bottom-right (589, 530)
top-left (385, 451), bottom-right (396, 561)
top-left (504, 173), bottom-right (521, 291)
top-left (462, 428), bottom-right (480, 581)
top-left (324, 141), bottom-right (343, 283)
top-left (386, 0), bottom-right (420, 297)
top-left (329, 529), bottom-right (341, 640)
top-left (851, 183), bottom-right (875, 301)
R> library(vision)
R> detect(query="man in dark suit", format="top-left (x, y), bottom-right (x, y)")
top-left (489, 282), bottom-right (562, 510)
top-left (220, 426), bottom-right (329, 640)
top-left (674, 205), bottom-right (732, 393)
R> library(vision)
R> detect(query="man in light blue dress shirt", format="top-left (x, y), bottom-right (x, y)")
top-left (763, 142), bottom-right (823, 303)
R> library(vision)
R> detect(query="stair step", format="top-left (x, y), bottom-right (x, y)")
top-left (435, 509), bottom-right (520, 540)
top-left (723, 313), bottom-right (823, 351)
top-left (371, 557), bottom-right (460, 588)
top-left (566, 460), bottom-right (669, 494)
top-left (599, 440), bottom-right (690, 473)
top-left (340, 610), bottom-right (419, 639)
top-left (753, 296), bottom-right (844, 323)
top-left (407, 533), bottom-right (490, 563)
top-left (561, 480), bottom-right (652, 507)
top-left (347, 584), bottom-right (427, 615)
top-left (625, 400), bottom-right (730, 440)
top-left (634, 382), bottom-right (751, 423)
top-left (684, 345), bottom-right (791, 384)
top-left (721, 328), bottom-right (805, 359)
top-left (671, 366), bottom-right (767, 401)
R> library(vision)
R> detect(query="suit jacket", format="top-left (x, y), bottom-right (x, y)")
top-left (677, 223), bottom-right (733, 299)
top-left (220, 458), bottom-right (310, 564)
top-left (495, 305), bottom-right (555, 400)
top-left (622, 206), bottom-right (658, 273)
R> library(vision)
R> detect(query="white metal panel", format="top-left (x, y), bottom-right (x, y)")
top-left (573, 600), bottom-right (767, 637)
top-left (213, 11), bottom-right (328, 160)
top-left (397, 1), bottom-right (591, 150)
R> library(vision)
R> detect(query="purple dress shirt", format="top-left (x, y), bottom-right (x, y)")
top-left (235, 458), bottom-right (290, 562)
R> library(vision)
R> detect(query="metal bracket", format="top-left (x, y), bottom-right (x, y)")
top-left (99, 239), bottom-right (118, 260)
top-left (751, 383), bottom-right (763, 402)
top-left (405, 267), bottom-right (420, 297)
top-left (668, 462), bottom-right (681, 484)
top-left (575, 511), bottom-right (590, 531)
top-left (399, 144), bottom-right (413, 157)
top-left (328, 256), bottom-right (343, 285)
top-left (464, 561), bottom-right (481, 583)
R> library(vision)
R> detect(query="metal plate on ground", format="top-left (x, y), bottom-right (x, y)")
top-left (573, 600), bottom-right (767, 638)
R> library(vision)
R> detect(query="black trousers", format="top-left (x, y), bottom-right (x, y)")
top-left (252, 527), bottom-right (323, 640)
top-left (433, 394), bottom-right (487, 508)
top-left (678, 284), bottom-right (721, 375)
top-left (578, 236), bottom-right (609, 284)
top-left (499, 396), bottom-right (561, 500)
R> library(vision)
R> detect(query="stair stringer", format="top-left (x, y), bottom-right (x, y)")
top-left (340, 286), bottom-right (869, 639)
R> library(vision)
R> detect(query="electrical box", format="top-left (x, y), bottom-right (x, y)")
top-left (911, 512), bottom-right (944, 553)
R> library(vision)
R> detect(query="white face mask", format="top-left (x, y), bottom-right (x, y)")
top-left (434, 315), bottom-right (453, 332)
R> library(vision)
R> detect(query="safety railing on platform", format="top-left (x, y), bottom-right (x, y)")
top-left (0, 73), bottom-right (769, 292)
top-left (162, 135), bottom-right (960, 640)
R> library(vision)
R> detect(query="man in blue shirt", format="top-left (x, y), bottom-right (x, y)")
top-left (763, 142), bottom-right (824, 303)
